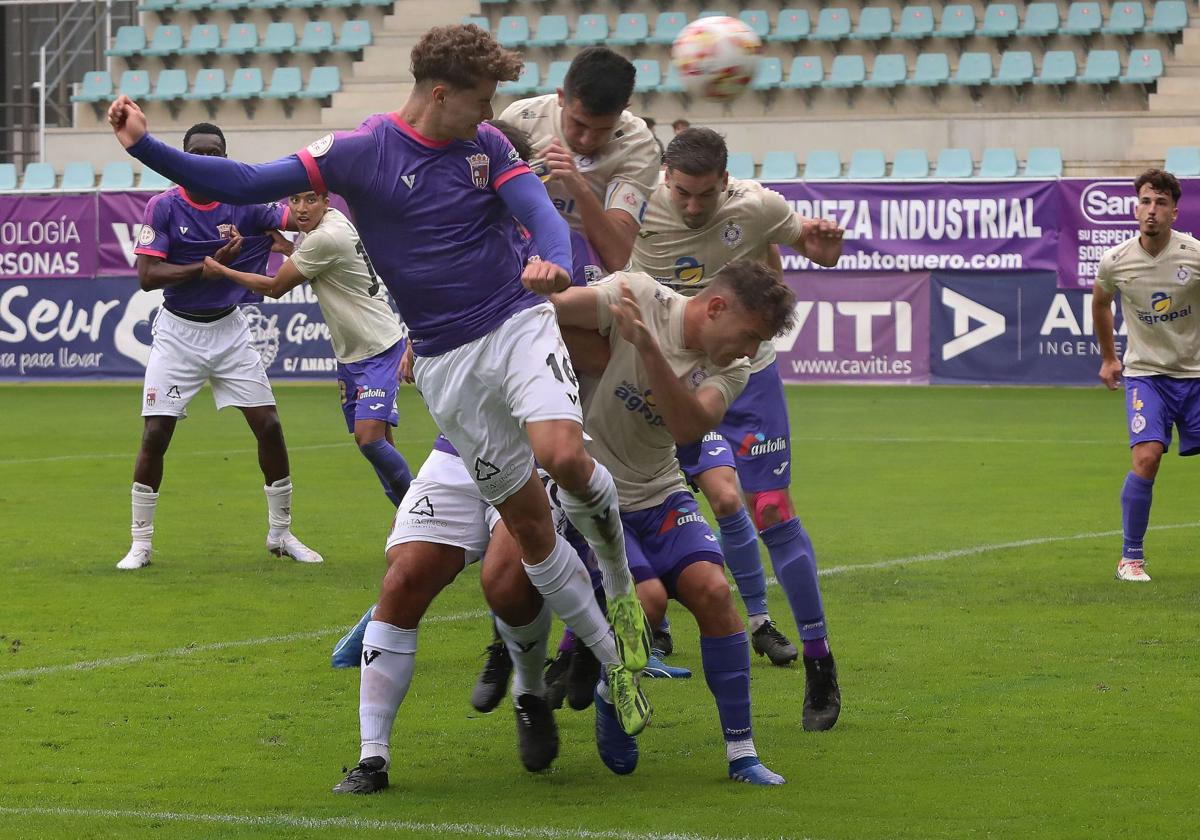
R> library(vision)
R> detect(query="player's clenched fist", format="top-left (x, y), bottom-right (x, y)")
top-left (1099, 358), bottom-right (1123, 390)
top-left (609, 281), bottom-right (656, 353)
top-left (521, 259), bottom-right (571, 295)
top-left (799, 218), bottom-right (846, 269)
top-left (107, 95), bottom-right (149, 149)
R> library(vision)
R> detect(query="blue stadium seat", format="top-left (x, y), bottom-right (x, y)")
top-left (895, 6), bottom-right (935, 40)
top-left (1103, 3), bottom-right (1146, 35)
top-left (649, 11), bottom-right (688, 46)
top-left (852, 7), bottom-right (892, 41)
top-left (264, 66), bottom-right (303, 99)
top-left (750, 57), bottom-right (783, 91)
top-left (633, 60), bottom-right (661, 94)
top-left (118, 70), bottom-right (152, 98)
top-left (0, 163), bottom-right (17, 191)
top-left (1062, 3), bottom-right (1103, 36)
top-left (1147, 1), bottom-right (1188, 35)
top-left (100, 161), bottom-right (136, 190)
top-left (72, 71), bottom-right (114, 103)
top-left (497, 16), bottom-right (530, 48)
top-left (935, 148), bottom-right (974, 178)
top-left (1078, 49), bottom-right (1121, 83)
top-left (991, 51), bottom-right (1035, 87)
top-left (1035, 51), bottom-right (1078, 85)
top-left (257, 22), bottom-right (297, 55)
top-left (146, 69), bottom-right (187, 101)
top-left (177, 0), bottom-right (213, 13)
top-left (891, 149), bottom-right (930, 178)
top-left (60, 162), bottom-right (95, 191)
top-left (180, 24), bottom-right (220, 57)
top-left (569, 14), bottom-right (609, 47)
top-left (936, 5), bottom-right (976, 38)
top-left (822, 55), bottom-right (866, 88)
top-left (908, 53), bottom-right (950, 87)
top-left (951, 52), bottom-right (993, 86)
top-left (185, 68), bottom-right (226, 101)
top-left (783, 55), bottom-right (824, 89)
top-left (864, 54), bottom-right (908, 88)
top-left (536, 60), bottom-right (570, 95)
top-left (1024, 147), bottom-right (1063, 177)
top-left (228, 67), bottom-right (264, 99)
top-left (978, 147), bottom-right (1019, 177)
top-left (1121, 48), bottom-right (1163, 83)
top-left (333, 20), bottom-right (372, 53)
top-left (498, 62), bottom-right (537, 96)
top-left (660, 63), bottom-right (685, 94)
top-left (804, 150), bottom-right (841, 179)
top-left (768, 8), bottom-right (810, 42)
top-left (697, 10), bottom-right (724, 20)
top-left (847, 149), bottom-right (886, 179)
top-left (812, 8), bottom-right (852, 43)
top-left (301, 66), bottom-right (341, 99)
top-left (462, 16), bottom-right (490, 33)
top-left (1164, 146), bottom-right (1200, 176)
top-left (137, 0), bottom-right (173, 13)
top-left (1017, 3), bottom-right (1060, 37)
top-left (139, 168), bottom-right (172, 191)
top-left (21, 163), bottom-right (57, 191)
top-left (144, 25), bottom-right (183, 58)
top-left (212, 0), bottom-right (251, 10)
top-left (529, 15), bottom-right (569, 47)
top-left (739, 10), bottom-right (770, 40)
top-left (297, 21), bottom-right (335, 53)
top-left (979, 4), bottom-right (1019, 38)
top-left (609, 14), bottom-right (648, 46)
top-left (218, 23), bottom-right (258, 55)
top-left (106, 25), bottom-right (146, 58)
top-left (726, 152), bottom-right (756, 180)
top-left (761, 150), bottom-right (799, 180)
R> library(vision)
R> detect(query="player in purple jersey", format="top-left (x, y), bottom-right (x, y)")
top-left (109, 22), bottom-right (653, 774)
top-left (116, 122), bottom-right (321, 570)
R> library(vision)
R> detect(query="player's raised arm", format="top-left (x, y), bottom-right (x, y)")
top-left (794, 217), bottom-right (846, 268)
top-left (497, 172), bottom-right (573, 288)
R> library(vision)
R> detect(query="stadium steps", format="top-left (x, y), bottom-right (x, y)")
top-left (1132, 23), bottom-right (1200, 157)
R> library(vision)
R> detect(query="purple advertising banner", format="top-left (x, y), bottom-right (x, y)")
top-left (1055, 177), bottom-right (1200, 290)
top-left (776, 272), bottom-right (930, 384)
top-left (0, 193), bottom-right (98, 279)
top-left (769, 180), bottom-right (1058, 275)
top-left (97, 190), bottom-right (152, 276)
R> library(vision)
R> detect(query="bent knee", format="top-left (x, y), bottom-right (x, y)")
top-left (750, 489), bottom-right (794, 530)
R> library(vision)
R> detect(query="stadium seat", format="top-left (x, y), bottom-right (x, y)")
top-left (697, 10), bottom-right (724, 19)
top-left (633, 60), bottom-right (661, 94)
top-left (357, 0), bottom-right (394, 8)
top-left (144, 25), bottom-right (183, 58)
top-left (118, 69), bottom-right (151, 98)
top-left (811, 8), bottom-right (852, 42)
top-left (951, 52), bottom-right (993, 87)
top-left (0, 163), bottom-right (16, 191)
top-left (726, 152), bottom-right (756, 180)
top-left (864, 53), bottom-right (908, 88)
top-left (1103, 3), bottom-right (1146, 35)
top-left (847, 149), bottom-right (886, 179)
top-left (218, 23), bottom-right (258, 55)
top-left (146, 69), bottom-right (188, 101)
top-left (212, 0), bottom-right (251, 10)
top-left (750, 57), bottom-right (783, 91)
top-left (804, 150), bottom-right (841, 179)
top-left (72, 70), bottom-right (114, 103)
top-left (891, 148), bottom-right (930, 178)
top-left (180, 24), bottom-right (220, 57)
top-left (608, 14), bottom-right (648, 46)
top-left (978, 147), bottom-right (1019, 177)
top-left (60, 162), bottom-right (95, 191)
top-left (106, 25), bottom-right (146, 58)
top-left (761, 150), bottom-right (799, 180)
top-left (333, 20), bottom-right (372, 53)
top-left (1024, 147), bottom-right (1064, 177)
top-left (1147, 1), bottom-right (1188, 35)
top-left (783, 55), bottom-right (824, 89)
top-left (257, 22), bottom-right (297, 55)
top-left (1078, 49), bottom-right (1121, 83)
top-left (497, 16), bottom-right (530, 48)
top-left (739, 10), bottom-right (770, 40)
top-left (822, 55), bottom-right (866, 88)
top-left (137, 0), bottom-right (173, 13)
top-left (895, 7), bottom-right (934, 40)
top-left (1017, 3), bottom-right (1060, 37)
top-left (649, 11), bottom-right (688, 46)
top-left (21, 163), bottom-right (57, 191)
top-left (1164, 146), bottom-right (1200, 176)
top-left (978, 4), bottom-right (1019, 38)
top-left (462, 16), bottom-right (490, 33)
top-left (908, 53), bottom-right (950, 87)
top-left (768, 8), bottom-right (810, 43)
top-left (660, 63), bottom-right (685, 94)
top-left (528, 15), bottom-right (568, 47)
top-left (100, 161), bottom-right (136, 189)
top-left (1121, 48), bottom-right (1163, 83)
top-left (264, 66), bottom-right (303, 98)
top-left (852, 7), bottom-right (892, 41)
top-left (296, 21), bottom-right (335, 53)
top-left (936, 5), bottom-right (976, 38)
top-left (228, 67), bottom-right (264, 99)
top-left (178, 0), bottom-right (216, 12)
top-left (1035, 51), bottom-right (1078, 85)
top-left (301, 66), bottom-right (341, 99)
top-left (139, 168), bottom-right (172, 190)
top-left (935, 148), bottom-right (974, 178)
top-left (536, 60), bottom-right (570, 95)
top-left (991, 51), bottom-right (1035, 87)
top-left (185, 68), bottom-right (226, 101)
top-left (569, 15), bottom-right (608, 47)
top-left (1061, 3), bottom-right (1103, 36)
top-left (498, 62), bottom-right (537, 96)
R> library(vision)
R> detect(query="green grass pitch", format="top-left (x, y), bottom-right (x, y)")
top-left (1, 383), bottom-right (1197, 840)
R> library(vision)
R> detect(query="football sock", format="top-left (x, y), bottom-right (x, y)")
top-left (761, 518), bottom-right (827, 642)
top-left (496, 603), bottom-right (552, 697)
top-left (803, 637), bottom-right (831, 659)
top-left (360, 439), bottom-right (413, 508)
top-left (1121, 472), bottom-right (1154, 561)
top-left (717, 509), bottom-right (769, 619)
top-left (359, 621), bottom-right (417, 771)
top-left (699, 633), bottom-right (756, 763)
top-left (264, 477), bottom-right (293, 541)
top-left (522, 534), bottom-right (619, 667)
top-left (131, 481), bottom-right (158, 544)
top-left (558, 628), bottom-right (576, 655)
top-left (558, 460), bottom-right (634, 598)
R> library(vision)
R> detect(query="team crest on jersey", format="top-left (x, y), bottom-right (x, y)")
top-left (217, 223), bottom-right (236, 240)
top-left (688, 367), bottom-right (710, 387)
top-left (467, 153), bottom-right (490, 189)
top-left (138, 225), bottom-right (156, 246)
top-left (306, 133), bottom-right (334, 158)
top-left (584, 263), bottom-right (602, 284)
top-left (722, 222), bottom-right (743, 249)
top-left (1177, 266), bottom-right (1191, 284)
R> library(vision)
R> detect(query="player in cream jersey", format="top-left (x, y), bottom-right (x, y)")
top-left (500, 47), bottom-right (661, 273)
top-left (206, 192), bottom-right (413, 508)
top-left (1093, 169), bottom-right (1200, 583)
top-left (631, 127), bottom-right (846, 730)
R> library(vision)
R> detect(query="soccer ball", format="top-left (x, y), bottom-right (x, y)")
top-left (671, 16), bottom-right (762, 102)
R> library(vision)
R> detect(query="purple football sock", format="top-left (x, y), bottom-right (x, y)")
top-left (1120, 472), bottom-right (1154, 560)
top-left (760, 517), bottom-right (828, 642)
top-left (699, 632), bottom-right (753, 744)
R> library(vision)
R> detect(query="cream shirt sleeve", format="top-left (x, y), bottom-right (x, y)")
top-left (288, 227), bottom-right (342, 281)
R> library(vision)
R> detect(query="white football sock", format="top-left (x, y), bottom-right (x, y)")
top-left (264, 477), bottom-right (292, 540)
top-left (522, 534), bottom-right (619, 668)
top-left (557, 460), bottom-right (633, 598)
top-left (131, 482), bottom-right (158, 543)
top-left (495, 603), bottom-right (551, 697)
top-left (359, 620), bottom-right (417, 770)
top-left (727, 738), bottom-right (758, 763)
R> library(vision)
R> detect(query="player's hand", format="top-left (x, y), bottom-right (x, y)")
top-left (268, 230), bottom-right (294, 256)
top-left (398, 342), bottom-right (415, 384)
top-left (107, 94), bottom-right (148, 149)
top-left (201, 256), bottom-right (227, 280)
top-left (1099, 358), bottom-right (1123, 390)
top-left (610, 281), bottom-right (656, 353)
top-left (522, 259), bottom-right (571, 295)
top-left (213, 232), bottom-right (243, 265)
top-left (537, 140), bottom-right (585, 193)
top-left (799, 218), bottom-right (845, 268)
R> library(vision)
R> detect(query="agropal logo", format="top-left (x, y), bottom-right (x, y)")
top-left (1080, 181), bottom-right (1139, 226)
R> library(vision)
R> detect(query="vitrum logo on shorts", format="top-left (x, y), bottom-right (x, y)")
top-left (1080, 181), bottom-right (1139, 226)
top-left (658, 507), bottom-right (707, 535)
top-left (737, 433), bottom-right (786, 457)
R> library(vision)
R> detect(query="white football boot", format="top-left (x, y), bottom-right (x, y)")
top-left (1115, 558), bottom-right (1151, 582)
top-left (267, 531), bottom-right (323, 564)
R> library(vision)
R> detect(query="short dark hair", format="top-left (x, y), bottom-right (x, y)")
top-left (1135, 168), bottom-right (1181, 204)
top-left (563, 47), bottom-right (635, 115)
top-left (487, 119), bottom-right (533, 163)
top-left (410, 24), bottom-right (523, 89)
top-left (708, 259), bottom-right (796, 337)
top-left (183, 122), bottom-right (226, 153)
top-left (664, 127), bottom-right (728, 177)
top-left (671, 118), bottom-right (690, 131)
